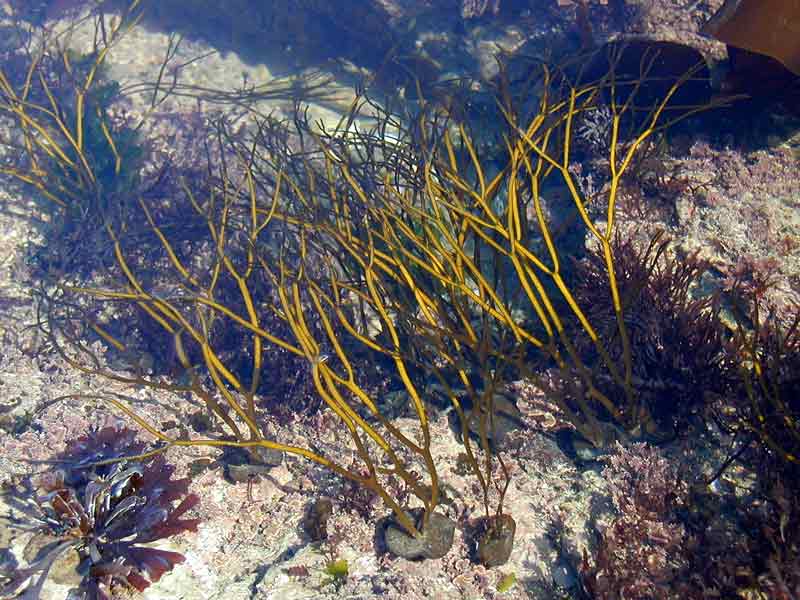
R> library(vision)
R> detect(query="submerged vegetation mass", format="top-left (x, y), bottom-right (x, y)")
top-left (0, 0), bottom-right (798, 597)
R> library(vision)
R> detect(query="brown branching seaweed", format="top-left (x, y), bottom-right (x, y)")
top-left (0, 1), bottom-right (144, 213)
top-left (0, 0), bottom-right (339, 280)
top-left (4, 7), bottom-right (736, 561)
top-left (63, 66), bottom-right (709, 535)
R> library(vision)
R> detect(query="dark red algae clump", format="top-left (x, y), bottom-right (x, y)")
top-left (0, 425), bottom-right (200, 600)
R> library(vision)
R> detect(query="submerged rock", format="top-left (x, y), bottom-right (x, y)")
top-left (383, 508), bottom-right (456, 560)
top-left (224, 445), bottom-right (283, 483)
top-left (466, 392), bottom-right (525, 444)
top-left (477, 513), bottom-right (516, 567)
top-left (302, 497), bottom-right (333, 542)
